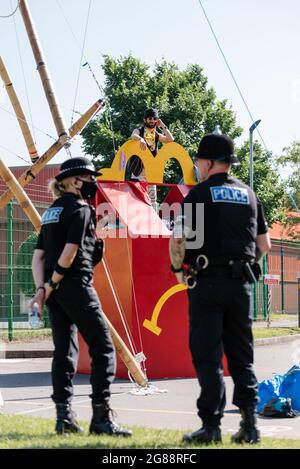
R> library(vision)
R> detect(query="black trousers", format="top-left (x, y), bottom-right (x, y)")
top-left (188, 274), bottom-right (258, 427)
top-left (46, 276), bottom-right (115, 405)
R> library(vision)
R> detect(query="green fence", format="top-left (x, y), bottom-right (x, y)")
top-left (252, 240), bottom-right (300, 319)
top-left (0, 198), bottom-right (299, 336)
top-left (0, 200), bottom-right (49, 337)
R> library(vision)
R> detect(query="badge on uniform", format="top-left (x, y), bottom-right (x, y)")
top-left (41, 207), bottom-right (63, 225)
top-left (210, 186), bottom-right (249, 205)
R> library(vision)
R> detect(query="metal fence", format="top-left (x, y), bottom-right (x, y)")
top-left (0, 200), bottom-right (48, 337)
top-left (0, 194), bottom-right (299, 337)
top-left (253, 240), bottom-right (300, 319)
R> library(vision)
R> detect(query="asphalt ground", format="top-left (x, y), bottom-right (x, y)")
top-left (1, 340), bottom-right (300, 440)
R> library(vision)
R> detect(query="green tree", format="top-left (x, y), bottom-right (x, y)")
top-left (277, 141), bottom-right (300, 209)
top-left (232, 141), bottom-right (286, 227)
top-left (81, 55), bottom-right (242, 170)
top-left (276, 141), bottom-right (300, 239)
top-left (81, 54), bottom-right (285, 226)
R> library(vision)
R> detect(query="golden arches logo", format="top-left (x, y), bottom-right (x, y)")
top-left (97, 140), bottom-right (193, 336)
top-left (97, 140), bottom-right (196, 185)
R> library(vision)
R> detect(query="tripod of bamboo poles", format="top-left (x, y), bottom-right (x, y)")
top-left (0, 0), bottom-right (147, 387)
top-left (0, 160), bottom-right (148, 388)
top-left (0, 98), bottom-right (105, 210)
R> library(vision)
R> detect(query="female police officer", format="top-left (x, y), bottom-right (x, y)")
top-left (30, 157), bottom-right (131, 437)
top-left (169, 132), bottom-right (271, 445)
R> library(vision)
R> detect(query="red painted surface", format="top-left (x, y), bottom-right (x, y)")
top-left (77, 181), bottom-right (229, 379)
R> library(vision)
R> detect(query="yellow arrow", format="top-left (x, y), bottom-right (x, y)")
top-left (143, 283), bottom-right (187, 336)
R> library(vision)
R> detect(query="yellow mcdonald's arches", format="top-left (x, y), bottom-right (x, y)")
top-left (97, 140), bottom-right (196, 185)
top-left (143, 283), bottom-right (187, 336)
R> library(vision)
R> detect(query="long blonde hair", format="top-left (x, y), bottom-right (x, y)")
top-left (48, 178), bottom-right (71, 199)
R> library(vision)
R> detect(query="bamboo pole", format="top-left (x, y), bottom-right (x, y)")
top-left (19, 0), bottom-right (69, 143)
top-left (0, 99), bottom-right (105, 210)
top-left (0, 164), bottom-right (147, 386)
top-left (101, 302), bottom-right (148, 387)
top-left (0, 159), bottom-right (41, 232)
top-left (0, 56), bottom-right (39, 163)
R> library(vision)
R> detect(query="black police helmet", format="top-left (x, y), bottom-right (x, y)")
top-left (144, 108), bottom-right (159, 119)
top-left (55, 157), bottom-right (102, 182)
top-left (196, 133), bottom-right (239, 164)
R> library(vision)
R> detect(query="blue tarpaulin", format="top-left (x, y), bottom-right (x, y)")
top-left (257, 365), bottom-right (300, 415)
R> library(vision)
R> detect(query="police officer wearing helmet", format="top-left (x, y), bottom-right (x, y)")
top-left (169, 131), bottom-right (271, 445)
top-left (30, 157), bottom-right (131, 437)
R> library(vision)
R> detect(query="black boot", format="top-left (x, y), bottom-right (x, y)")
top-left (55, 403), bottom-right (84, 435)
top-left (89, 402), bottom-right (132, 437)
top-left (183, 426), bottom-right (222, 444)
top-left (231, 407), bottom-right (260, 444)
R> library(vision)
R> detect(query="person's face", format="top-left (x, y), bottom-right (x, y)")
top-left (72, 173), bottom-right (95, 190)
top-left (76, 174), bottom-right (95, 183)
top-left (195, 159), bottom-right (213, 182)
top-left (144, 116), bottom-right (157, 128)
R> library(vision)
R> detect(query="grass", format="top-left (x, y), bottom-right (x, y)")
top-left (269, 313), bottom-right (298, 321)
top-left (253, 327), bottom-right (300, 339)
top-left (0, 313), bottom-right (298, 343)
top-left (0, 414), bottom-right (300, 449)
top-left (0, 328), bottom-right (52, 342)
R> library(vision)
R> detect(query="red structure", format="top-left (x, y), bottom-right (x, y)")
top-left (77, 181), bottom-right (229, 379)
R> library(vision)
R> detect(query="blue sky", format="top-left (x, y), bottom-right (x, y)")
top-left (1, 0), bottom-right (300, 167)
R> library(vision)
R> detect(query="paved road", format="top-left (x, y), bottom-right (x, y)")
top-left (1, 340), bottom-right (300, 440)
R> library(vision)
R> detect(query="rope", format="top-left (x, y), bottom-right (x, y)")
top-left (0, 104), bottom-right (56, 141)
top-left (56, 1), bottom-right (144, 365)
top-left (82, 61), bottom-right (105, 95)
top-left (102, 258), bottom-right (137, 355)
top-left (124, 238), bottom-right (147, 372)
top-left (197, 0), bottom-right (268, 151)
top-left (0, 143), bottom-right (31, 164)
top-left (10, 0), bottom-right (36, 143)
top-left (55, 0), bottom-right (116, 154)
top-left (197, 0), bottom-right (300, 213)
top-left (70, 0), bottom-right (92, 127)
top-left (56, 0), bottom-right (139, 358)
top-left (0, 0), bottom-right (19, 18)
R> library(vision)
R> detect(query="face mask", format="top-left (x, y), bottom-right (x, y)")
top-left (78, 180), bottom-right (98, 199)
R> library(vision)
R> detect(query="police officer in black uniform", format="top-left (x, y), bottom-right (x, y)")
top-left (30, 157), bottom-right (131, 437)
top-left (169, 132), bottom-right (271, 445)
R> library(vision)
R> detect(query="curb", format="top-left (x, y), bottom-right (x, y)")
top-left (5, 350), bottom-right (53, 359)
top-left (255, 333), bottom-right (300, 346)
top-left (2, 334), bottom-right (300, 359)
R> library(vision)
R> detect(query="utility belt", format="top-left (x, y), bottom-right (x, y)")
top-left (185, 255), bottom-right (261, 289)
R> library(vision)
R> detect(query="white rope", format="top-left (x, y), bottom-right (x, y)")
top-left (0, 104), bottom-right (56, 141)
top-left (0, 0), bottom-right (19, 18)
top-left (128, 382), bottom-right (169, 396)
top-left (102, 258), bottom-right (137, 356)
top-left (56, 0), bottom-right (144, 365)
top-left (0, 143), bottom-right (31, 164)
top-left (124, 237), bottom-right (147, 373)
top-left (197, 0), bottom-right (300, 213)
top-left (70, 0), bottom-right (92, 127)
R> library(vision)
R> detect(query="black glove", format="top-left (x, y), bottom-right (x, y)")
top-left (93, 239), bottom-right (104, 266)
